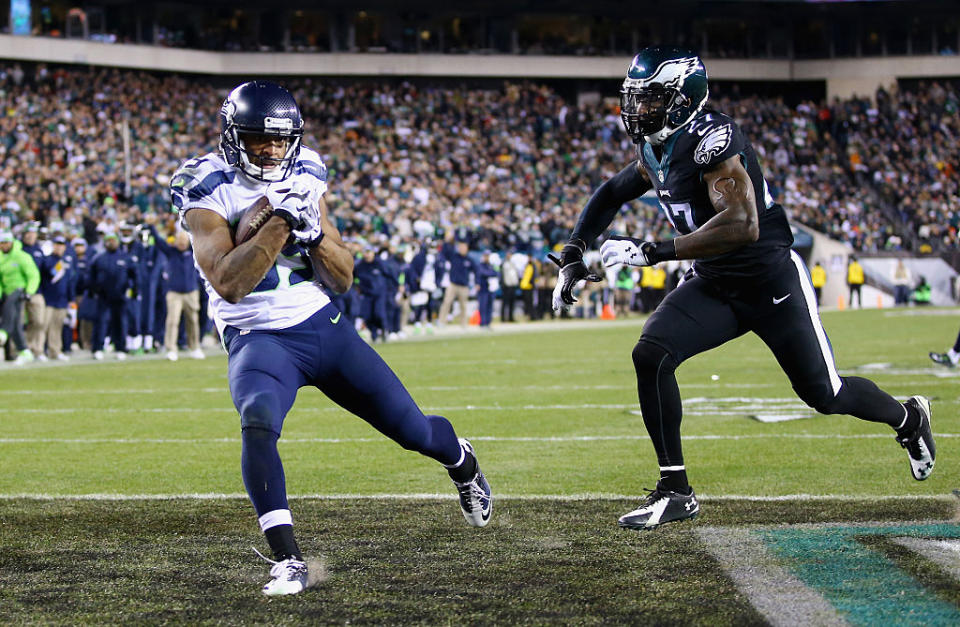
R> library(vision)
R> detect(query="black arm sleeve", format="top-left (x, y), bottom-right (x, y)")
top-left (570, 161), bottom-right (651, 246)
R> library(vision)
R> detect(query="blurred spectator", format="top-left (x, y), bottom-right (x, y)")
top-left (847, 255), bottom-right (865, 308)
top-left (499, 253), bottom-right (519, 322)
top-left (38, 235), bottom-right (75, 360)
top-left (913, 276), bottom-right (932, 306)
top-left (437, 232), bottom-right (473, 327)
top-left (0, 229), bottom-right (40, 363)
top-left (89, 233), bottom-right (138, 360)
top-left (148, 224), bottom-right (203, 361)
top-left (810, 260), bottom-right (826, 307)
top-left (355, 246), bottom-right (389, 341)
top-left (520, 257), bottom-right (538, 320)
top-left (20, 223), bottom-right (46, 357)
top-left (72, 238), bottom-right (96, 351)
top-left (474, 251), bottom-right (498, 328)
top-left (891, 259), bottom-right (913, 306)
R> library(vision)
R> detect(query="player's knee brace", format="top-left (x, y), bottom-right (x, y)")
top-left (632, 339), bottom-right (677, 382)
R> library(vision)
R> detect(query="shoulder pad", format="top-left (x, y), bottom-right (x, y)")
top-left (170, 153), bottom-right (235, 209)
top-left (293, 147), bottom-right (328, 183)
top-left (685, 113), bottom-right (742, 168)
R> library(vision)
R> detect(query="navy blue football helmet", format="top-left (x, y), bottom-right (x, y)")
top-left (219, 81), bottom-right (304, 182)
top-left (620, 47), bottom-right (708, 145)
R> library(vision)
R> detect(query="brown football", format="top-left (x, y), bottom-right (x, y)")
top-left (233, 196), bottom-right (273, 245)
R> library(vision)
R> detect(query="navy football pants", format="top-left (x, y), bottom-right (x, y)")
top-left (223, 304), bottom-right (463, 517)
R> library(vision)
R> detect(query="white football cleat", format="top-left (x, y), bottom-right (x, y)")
top-left (93, 350), bottom-right (104, 360)
top-left (166, 350), bottom-right (178, 362)
top-left (189, 348), bottom-right (205, 360)
top-left (261, 557), bottom-right (309, 596)
top-left (116, 352), bottom-right (127, 361)
top-left (452, 439), bottom-right (492, 527)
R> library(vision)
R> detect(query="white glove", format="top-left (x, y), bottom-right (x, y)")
top-left (266, 180), bottom-right (318, 231)
top-left (600, 236), bottom-right (654, 267)
top-left (266, 180), bottom-right (323, 246)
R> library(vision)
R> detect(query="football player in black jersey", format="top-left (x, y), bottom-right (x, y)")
top-left (550, 47), bottom-right (936, 530)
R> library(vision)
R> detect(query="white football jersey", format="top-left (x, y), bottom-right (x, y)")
top-left (171, 147), bottom-right (332, 334)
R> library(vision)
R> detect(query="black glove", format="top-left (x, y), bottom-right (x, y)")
top-left (548, 239), bottom-right (601, 310)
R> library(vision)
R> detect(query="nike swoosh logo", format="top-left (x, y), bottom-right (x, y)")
top-left (330, 312), bottom-right (342, 324)
top-left (772, 294), bottom-right (791, 304)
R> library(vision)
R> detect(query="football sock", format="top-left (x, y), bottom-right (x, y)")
top-left (948, 348), bottom-right (960, 364)
top-left (264, 524), bottom-right (302, 562)
top-left (241, 427), bottom-right (289, 518)
top-left (895, 402), bottom-right (921, 438)
top-left (951, 329), bottom-right (960, 354)
top-left (447, 446), bottom-right (478, 483)
top-left (659, 468), bottom-right (689, 493)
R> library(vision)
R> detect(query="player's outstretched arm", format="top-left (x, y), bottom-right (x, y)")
top-left (674, 155), bottom-right (759, 259)
top-left (185, 208), bottom-right (290, 304)
top-left (305, 197), bottom-right (353, 294)
top-left (570, 161), bottom-right (651, 246)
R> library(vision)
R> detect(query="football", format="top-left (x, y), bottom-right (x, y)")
top-left (233, 196), bottom-right (274, 245)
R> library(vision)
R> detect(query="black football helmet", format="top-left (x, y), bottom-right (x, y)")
top-left (219, 81), bottom-right (304, 182)
top-left (620, 47), bottom-right (708, 145)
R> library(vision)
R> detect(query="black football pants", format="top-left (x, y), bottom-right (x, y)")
top-left (633, 251), bottom-right (906, 470)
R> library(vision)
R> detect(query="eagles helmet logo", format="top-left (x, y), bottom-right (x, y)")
top-left (640, 57), bottom-right (701, 91)
top-left (694, 124), bottom-right (733, 165)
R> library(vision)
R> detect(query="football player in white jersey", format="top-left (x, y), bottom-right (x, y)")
top-left (172, 81), bottom-right (492, 596)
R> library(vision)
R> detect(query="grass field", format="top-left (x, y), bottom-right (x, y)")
top-left (1, 308), bottom-right (959, 624)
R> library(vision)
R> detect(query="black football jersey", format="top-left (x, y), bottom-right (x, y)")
top-left (637, 109), bottom-right (793, 281)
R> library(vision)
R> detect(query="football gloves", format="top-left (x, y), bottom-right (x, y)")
top-left (600, 236), bottom-right (655, 268)
top-left (266, 180), bottom-right (323, 246)
top-left (549, 241), bottom-right (601, 311)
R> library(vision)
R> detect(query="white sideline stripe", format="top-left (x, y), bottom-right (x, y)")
top-left (2, 433), bottom-right (958, 445)
top-left (0, 492), bottom-right (952, 502)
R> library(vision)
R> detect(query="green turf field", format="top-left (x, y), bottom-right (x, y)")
top-left (1, 308), bottom-right (958, 624)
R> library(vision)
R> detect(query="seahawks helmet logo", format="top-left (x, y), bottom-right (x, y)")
top-left (694, 124), bottom-right (733, 165)
top-left (220, 99), bottom-right (237, 123)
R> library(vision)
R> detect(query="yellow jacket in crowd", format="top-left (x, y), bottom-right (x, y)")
top-left (847, 259), bottom-right (864, 285)
top-left (810, 263), bottom-right (826, 288)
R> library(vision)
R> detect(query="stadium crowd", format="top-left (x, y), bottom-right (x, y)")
top-left (0, 63), bottom-right (957, 362)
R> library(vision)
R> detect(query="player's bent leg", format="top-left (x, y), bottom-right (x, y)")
top-left (316, 324), bottom-right (492, 526)
top-left (758, 251), bottom-right (934, 481)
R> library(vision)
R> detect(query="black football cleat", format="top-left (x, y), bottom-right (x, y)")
top-left (618, 483), bottom-right (699, 530)
top-left (929, 352), bottom-right (956, 368)
top-left (898, 396), bottom-right (936, 481)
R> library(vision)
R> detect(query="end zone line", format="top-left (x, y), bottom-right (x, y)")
top-left (0, 492), bottom-right (952, 502)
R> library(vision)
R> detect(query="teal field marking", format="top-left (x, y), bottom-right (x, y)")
top-left (759, 523), bottom-right (960, 626)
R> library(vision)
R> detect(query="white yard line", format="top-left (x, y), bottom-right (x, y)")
top-left (0, 492), bottom-right (952, 502)
top-left (1, 433), bottom-right (957, 445)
